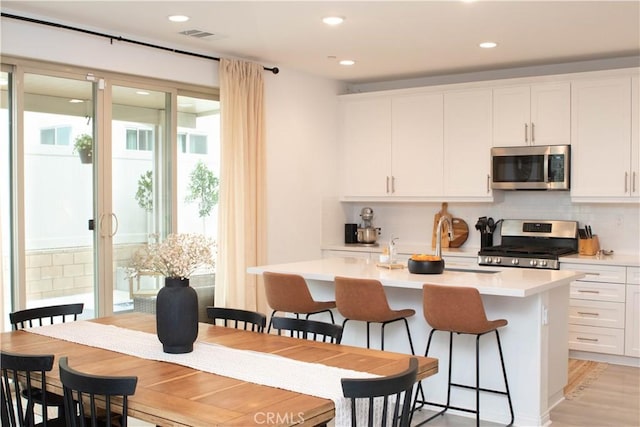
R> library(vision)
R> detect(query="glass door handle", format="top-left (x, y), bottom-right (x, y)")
top-left (109, 213), bottom-right (119, 237)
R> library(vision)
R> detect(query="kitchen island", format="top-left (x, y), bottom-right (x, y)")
top-left (248, 257), bottom-right (585, 426)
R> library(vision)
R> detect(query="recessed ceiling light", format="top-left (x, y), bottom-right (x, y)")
top-left (339, 59), bottom-right (355, 66)
top-left (168, 15), bottom-right (190, 23)
top-left (479, 41), bottom-right (498, 49)
top-left (136, 91), bottom-right (150, 96)
top-left (69, 99), bottom-right (84, 103)
top-left (322, 16), bottom-right (344, 26)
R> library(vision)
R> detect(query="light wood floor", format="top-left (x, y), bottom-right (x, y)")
top-left (411, 363), bottom-right (640, 426)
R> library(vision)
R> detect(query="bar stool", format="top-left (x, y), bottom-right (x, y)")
top-left (263, 271), bottom-right (336, 332)
top-left (413, 284), bottom-right (514, 427)
top-left (334, 276), bottom-right (416, 354)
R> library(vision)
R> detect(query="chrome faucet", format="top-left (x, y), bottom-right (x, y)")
top-left (435, 216), bottom-right (454, 258)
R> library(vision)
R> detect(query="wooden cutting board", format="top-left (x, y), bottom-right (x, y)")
top-left (431, 202), bottom-right (453, 249)
top-left (449, 217), bottom-right (469, 248)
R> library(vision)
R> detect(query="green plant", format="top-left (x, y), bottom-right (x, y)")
top-left (135, 170), bottom-right (153, 212)
top-left (73, 133), bottom-right (93, 153)
top-left (185, 161), bottom-right (219, 218)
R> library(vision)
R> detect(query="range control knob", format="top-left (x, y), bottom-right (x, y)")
top-left (485, 257), bottom-right (493, 263)
top-left (530, 259), bottom-right (538, 266)
top-left (540, 260), bottom-right (548, 267)
top-left (494, 257), bottom-right (501, 264)
top-left (511, 258), bottom-right (519, 265)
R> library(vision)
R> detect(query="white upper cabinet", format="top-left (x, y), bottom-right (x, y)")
top-left (571, 76), bottom-right (638, 201)
top-left (391, 93), bottom-right (444, 197)
top-left (340, 97), bottom-right (392, 197)
top-left (492, 82), bottom-right (570, 147)
top-left (340, 92), bottom-right (444, 200)
top-left (632, 75), bottom-right (639, 199)
top-left (443, 88), bottom-right (493, 199)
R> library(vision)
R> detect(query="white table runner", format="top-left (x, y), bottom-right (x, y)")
top-left (26, 321), bottom-right (386, 426)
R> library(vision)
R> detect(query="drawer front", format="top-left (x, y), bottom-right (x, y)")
top-left (561, 263), bottom-right (626, 284)
top-left (570, 282), bottom-right (626, 302)
top-left (569, 299), bottom-right (625, 328)
top-left (628, 267), bottom-right (640, 285)
top-left (569, 324), bottom-right (625, 355)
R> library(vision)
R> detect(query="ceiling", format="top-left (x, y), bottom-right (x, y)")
top-left (2, 1), bottom-right (639, 84)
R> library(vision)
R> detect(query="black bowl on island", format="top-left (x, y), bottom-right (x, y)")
top-left (407, 258), bottom-right (445, 274)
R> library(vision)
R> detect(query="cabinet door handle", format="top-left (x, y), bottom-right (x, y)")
top-left (391, 176), bottom-right (395, 194)
top-left (386, 176), bottom-right (390, 194)
top-left (634, 171), bottom-right (637, 193)
top-left (486, 174), bottom-right (491, 193)
top-left (531, 122), bottom-right (535, 143)
top-left (524, 123), bottom-right (528, 143)
top-left (577, 289), bottom-right (600, 294)
top-left (577, 311), bottom-right (600, 316)
top-left (584, 272), bottom-right (601, 276)
top-left (625, 172), bottom-right (629, 193)
top-left (576, 337), bottom-right (599, 342)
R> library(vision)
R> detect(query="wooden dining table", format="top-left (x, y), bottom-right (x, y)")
top-left (1, 312), bottom-right (438, 426)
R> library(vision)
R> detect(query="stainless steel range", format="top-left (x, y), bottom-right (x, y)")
top-left (478, 219), bottom-right (578, 270)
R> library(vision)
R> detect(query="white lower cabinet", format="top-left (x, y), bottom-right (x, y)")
top-left (562, 263), bottom-right (627, 355)
top-left (625, 267), bottom-right (640, 357)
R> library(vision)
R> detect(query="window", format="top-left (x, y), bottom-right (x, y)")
top-left (178, 133), bottom-right (187, 153)
top-left (40, 126), bottom-right (71, 146)
top-left (189, 134), bottom-right (208, 155)
top-left (125, 128), bottom-right (153, 151)
top-left (178, 132), bottom-right (208, 155)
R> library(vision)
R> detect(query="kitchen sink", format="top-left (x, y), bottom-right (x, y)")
top-left (445, 268), bottom-right (499, 274)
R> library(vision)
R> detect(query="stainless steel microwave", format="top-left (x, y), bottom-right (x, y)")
top-left (491, 145), bottom-right (570, 190)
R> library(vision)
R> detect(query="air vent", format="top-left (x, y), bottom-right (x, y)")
top-left (180, 29), bottom-right (217, 39)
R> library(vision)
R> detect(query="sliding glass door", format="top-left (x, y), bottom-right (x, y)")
top-left (1, 59), bottom-right (219, 328)
top-left (110, 83), bottom-right (172, 313)
top-left (21, 72), bottom-right (97, 317)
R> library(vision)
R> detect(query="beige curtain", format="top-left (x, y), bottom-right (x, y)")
top-left (215, 58), bottom-right (266, 311)
top-left (0, 209), bottom-right (3, 331)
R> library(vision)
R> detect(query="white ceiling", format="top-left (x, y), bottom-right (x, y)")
top-left (2, 1), bottom-right (639, 84)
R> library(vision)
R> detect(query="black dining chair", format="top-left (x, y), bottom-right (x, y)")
top-left (341, 357), bottom-right (419, 427)
top-left (206, 307), bottom-right (267, 332)
top-left (10, 303), bottom-right (84, 330)
top-left (59, 357), bottom-right (138, 427)
top-left (1, 350), bottom-right (65, 427)
top-left (271, 317), bottom-right (343, 344)
top-left (8, 303), bottom-right (84, 421)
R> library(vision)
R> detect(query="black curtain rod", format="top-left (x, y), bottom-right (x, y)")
top-left (1, 12), bottom-right (280, 74)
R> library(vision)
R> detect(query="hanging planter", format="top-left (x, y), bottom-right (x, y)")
top-left (73, 133), bottom-right (93, 164)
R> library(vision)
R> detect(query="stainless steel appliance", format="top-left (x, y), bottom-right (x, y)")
top-left (357, 207), bottom-right (380, 245)
top-left (478, 219), bottom-right (578, 270)
top-left (491, 144), bottom-right (570, 190)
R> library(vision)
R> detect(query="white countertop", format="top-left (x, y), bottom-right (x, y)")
top-left (248, 257), bottom-right (585, 298)
top-left (322, 243), bottom-right (640, 267)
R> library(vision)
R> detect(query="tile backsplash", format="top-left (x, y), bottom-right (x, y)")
top-left (341, 192), bottom-right (640, 254)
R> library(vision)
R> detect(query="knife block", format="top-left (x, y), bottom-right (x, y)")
top-left (579, 235), bottom-right (600, 256)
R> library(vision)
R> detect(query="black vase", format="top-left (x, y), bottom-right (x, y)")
top-left (156, 277), bottom-right (199, 354)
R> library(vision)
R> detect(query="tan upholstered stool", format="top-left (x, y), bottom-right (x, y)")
top-left (413, 284), bottom-right (514, 426)
top-left (263, 272), bottom-right (336, 332)
top-left (334, 276), bottom-right (416, 354)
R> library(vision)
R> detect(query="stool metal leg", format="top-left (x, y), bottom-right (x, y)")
top-left (412, 329), bottom-right (514, 427)
top-left (476, 334), bottom-right (481, 427)
top-left (495, 330), bottom-right (514, 426)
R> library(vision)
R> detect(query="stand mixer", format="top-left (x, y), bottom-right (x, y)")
top-left (357, 207), bottom-right (380, 245)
